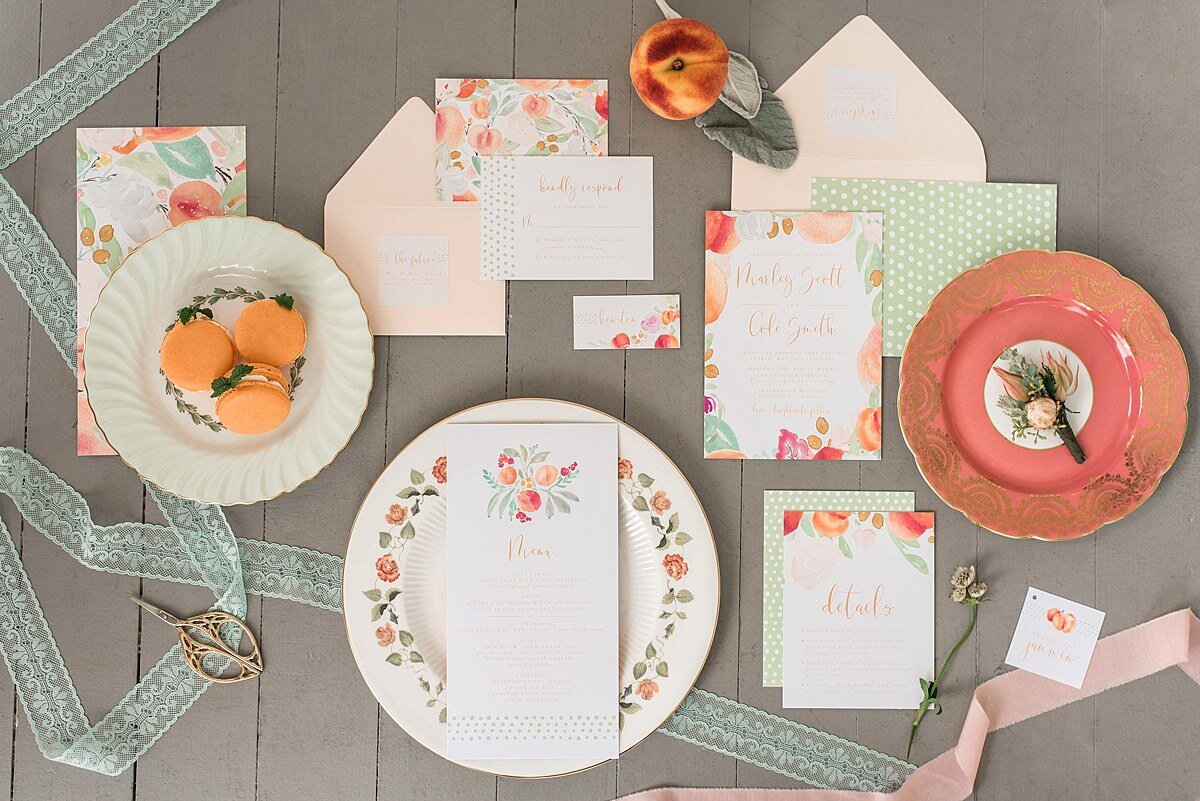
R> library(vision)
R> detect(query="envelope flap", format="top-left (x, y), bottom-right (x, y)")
top-left (327, 96), bottom-right (435, 206)
top-left (778, 15), bottom-right (983, 163)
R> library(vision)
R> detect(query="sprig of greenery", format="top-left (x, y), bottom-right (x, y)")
top-left (161, 372), bottom-right (223, 432)
top-left (907, 565), bottom-right (988, 759)
top-left (210, 364), bottom-right (253, 397)
top-left (190, 286), bottom-right (266, 306)
top-left (174, 305), bottom-right (214, 326)
top-left (272, 292), bottom-right (295, 310)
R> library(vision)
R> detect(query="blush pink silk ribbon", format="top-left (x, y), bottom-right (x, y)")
top-left (622, 608), bottom-right (1200, 801)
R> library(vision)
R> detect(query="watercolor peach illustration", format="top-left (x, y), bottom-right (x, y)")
top-left (794, 211), bottom-right (853, 244)
top-left (483, 445), bottom-right (580, 522)
top-left (886, 512), bottom-right (935, 541)
top-left (858, 321), bottom-right (883, 390)
top-left (1046, 608), bottom-right (1078, 633)
top-left (466, 123), bottom-right (502, 156)
top-left (855, 407), bottom-right (882, 453)
top-left (704, 259), bottom-right (727, 324)
top-left (521, 94), bottom-right (552, 118)
top-left (785, 510), bottom-right (930, 573)
top-left (811, 511), bottom-right (852, 537)
top-left (705, 211), bottom-right (739, 255)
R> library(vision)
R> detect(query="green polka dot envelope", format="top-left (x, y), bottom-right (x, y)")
top-left (811, 179), bottom-right (1057, 356)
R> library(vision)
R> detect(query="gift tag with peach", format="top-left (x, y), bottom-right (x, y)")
top-left (1005, 587), bottom-right (1104, 689)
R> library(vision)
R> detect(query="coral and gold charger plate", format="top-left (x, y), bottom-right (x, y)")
top-left (84, 216), bottom-right (373, 505)
top-left (899, 250), bottom-right (1188, 540)
top-left (342, 398), bottom-right (720, 777)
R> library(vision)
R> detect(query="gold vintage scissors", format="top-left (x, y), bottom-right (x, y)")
top-left (131, 597), bottom-right (264, 683)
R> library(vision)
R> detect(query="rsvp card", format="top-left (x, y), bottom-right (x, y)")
top-left (1004, 587), bottom-right (1104, 688)
top-left (480, 156), bottom-right (654, 280)
top-left (782, 510), bottom-right (934, 708)
top-left (446, 422), bottom-right (619, 760)
top-left (573, 294), bottom-right (680, 350)
top-left (703, 211), bottom-right (883, 460)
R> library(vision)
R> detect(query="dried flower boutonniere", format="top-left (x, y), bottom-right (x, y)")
top-left (993, 348), bottom-right (1087, 463)
top-left (906, 564), bottom-right (988, 759)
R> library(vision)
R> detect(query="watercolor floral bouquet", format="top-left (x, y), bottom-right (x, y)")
top-left (481, 445), bottom-right (580, 523)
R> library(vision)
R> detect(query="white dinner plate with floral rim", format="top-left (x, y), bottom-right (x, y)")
top-left (84, 215), bottom-right (374, 505)
top-left (342, 398), bottom-right (720, 778)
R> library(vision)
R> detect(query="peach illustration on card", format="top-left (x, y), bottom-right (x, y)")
top-left (703, 211), bottom-right (883, 460)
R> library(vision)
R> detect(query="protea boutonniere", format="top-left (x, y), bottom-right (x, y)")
top-left (993, 348), bottom-right (1086, 464)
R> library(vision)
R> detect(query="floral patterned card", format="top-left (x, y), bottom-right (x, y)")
top-left (762, 490), bottom-right (915, 687)
top-left (573, 294), bottom-right (680, 350)
top-left (434, 78), bottom-right (608, 202)
top-left (1004, 587), bottom-right (1104, 689)
top-left (703, 211), bottom-right (883, 460)
top-left (76, 126), bottom-right (246, 455)
top-left (783, 509), bottom-right (934, 709)
top-left (810, 178), bottom-right (1057, 356)
top-left (445, 422), bottom-right (619, 760)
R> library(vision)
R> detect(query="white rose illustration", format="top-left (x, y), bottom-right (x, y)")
top-left (734, 211), bottom-right (774, 241)
top-left (788, 537), bottom-right (839, 590)
top-left (87, 172), bottom-right (167, 243)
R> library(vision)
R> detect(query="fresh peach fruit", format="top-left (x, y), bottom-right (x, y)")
top-left (812, 511), bottom-right (852, 537)
top-left (498, 466), bottom-right (517, 485)
top-left (516, 489), bottom-right (542, 513)
top-left (886, 512), bottom-right (935, 541)
top-left (794, 212), bottom-right (853, 244)
top-left (630, 18), bottom-right (729, 120)
top-left (534, 465), bottom-right (559, 487)
top-left (855, 407), bottom-right (882, 452)
top-left (168, 181), bottom-right (223, 226)
top-left (705, 211), bottom-right (739, 255)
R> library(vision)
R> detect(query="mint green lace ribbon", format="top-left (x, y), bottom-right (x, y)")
top-left (0, 0), bottom-right (914, 787)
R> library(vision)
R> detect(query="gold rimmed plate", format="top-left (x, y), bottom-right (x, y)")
top-left (84, 215), bottom-right (374, 505)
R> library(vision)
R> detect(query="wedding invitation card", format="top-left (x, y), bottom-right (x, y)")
top-left (703, 211), bottom-right (883, 460)
top-left (480, 156), bottom-right (654, 280)
top-left (1005, 587), bottom-right (1104, 688)
top-left (446, 422), bottom-right (619, 760)
top-left (782, 510), bottom-right (934, 708)
top-left (435, 78), bottom-right (608, 202)
top-left (573, 294), bottom-right (680, 350)
top-left (77, 126), bottom-right (246, 455)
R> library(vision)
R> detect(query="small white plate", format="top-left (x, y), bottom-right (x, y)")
top-left (342, 399), bottom-right (720, 778)
top-left (84, 215), bottom-right (374, 505)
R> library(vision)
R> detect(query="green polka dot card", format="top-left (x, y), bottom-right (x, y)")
top-left (810, 178), bottom-right (1057, 356)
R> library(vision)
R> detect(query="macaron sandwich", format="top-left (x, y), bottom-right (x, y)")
top-left (160, 306), bottom-right (236, 391)
top-left (234, 293), bottom-right (307, 367)
top-left (210, 363), bottom-right (292, 435)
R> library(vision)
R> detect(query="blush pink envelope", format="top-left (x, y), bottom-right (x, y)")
top-left (324, 97), bottom-right (505, 336)
top-left (731, 15), bottom-right (986, 209)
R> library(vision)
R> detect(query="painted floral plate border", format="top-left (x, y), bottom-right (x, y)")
top-left (898, 250), bottom-right (1189, 540)
top-left (342, 398), bottom-right (719, 778)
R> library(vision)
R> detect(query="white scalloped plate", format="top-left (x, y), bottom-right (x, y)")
top-left (343, 399), bottom-right (719, 778)
top-left (84, 215), bottom-right (374, 505)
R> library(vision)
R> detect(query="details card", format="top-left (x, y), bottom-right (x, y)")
top-left (446, 422), bottom-right (619, 760)
top-left (573, 294), bottom-right (680, 350)
top-left (782, 510), bottom-right (934, 708)
top-left (1004, 587), bottom-right (1104, 689)
top-left (481, 156), bottom-right (654, 280)
top-left (703, 211), bottom-right (883, 460)
top-left (435, 78), bottom-right (608, 202)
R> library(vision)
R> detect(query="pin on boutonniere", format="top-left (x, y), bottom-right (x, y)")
top-left (907, 565), bottom-right (988, 759)
top-left (993, 348), bottom-right (1087, 463)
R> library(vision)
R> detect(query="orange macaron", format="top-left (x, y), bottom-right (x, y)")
top-left (233, 294), bottom-right (306, 367)
top-left (160, 307), bottom-right (236, 391)
top-left (211, 363), bottom-right (292, 435)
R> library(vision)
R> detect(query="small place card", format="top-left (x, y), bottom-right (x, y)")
top-left (825, 67), bottom-right (897, 138)
top-left (573, 294), bottom-right (680, 350)
top-left (1004, 587), bottom-right (1104, 689)
top-left (377, 234), bottom-right (449, 308)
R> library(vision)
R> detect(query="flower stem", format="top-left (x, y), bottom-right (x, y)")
top-left (907, 602), bottom-right (978, 760)
top-left (1057, 415), bottom-right (1087, 464)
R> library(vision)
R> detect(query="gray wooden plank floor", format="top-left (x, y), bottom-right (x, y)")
top-left (0, 0), bottom-right (1197, 799)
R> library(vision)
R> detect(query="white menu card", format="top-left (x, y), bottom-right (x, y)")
top-left (446, 422), bottom-right (619, 760)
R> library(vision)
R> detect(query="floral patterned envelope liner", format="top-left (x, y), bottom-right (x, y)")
top-left (76, 126), bottom-right (247, 455)
top-left (434, 78), bottom-right (608, 202)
